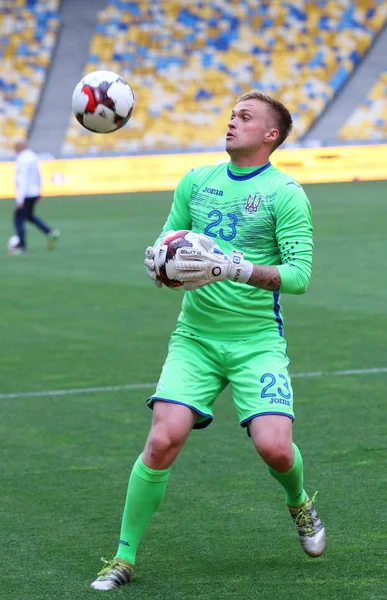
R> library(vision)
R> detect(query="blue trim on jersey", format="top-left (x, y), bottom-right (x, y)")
top-left (227, 162), bottom-right (272, 181)
top-left (146, 397), bottom-right (213, 429)
top-left (286, 181), bottom-right (302, 188)
top-left (273, 292), bottom-right (284, 336)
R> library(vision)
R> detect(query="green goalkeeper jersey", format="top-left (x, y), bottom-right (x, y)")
top-left (158, 161), bottom-right (313, 340)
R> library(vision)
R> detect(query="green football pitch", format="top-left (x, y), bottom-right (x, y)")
top-left (0, 181), bottom-right (386, 600)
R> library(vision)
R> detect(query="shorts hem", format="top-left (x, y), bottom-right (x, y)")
top-left (240, 411), bottom-right (294, 428)
top-left (147, 396), bottom-right (213, 429)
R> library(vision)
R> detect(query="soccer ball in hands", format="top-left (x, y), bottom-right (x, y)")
top-left (155, 230), bottom-right (196, 289)
top-left (72, 70), bottom-right (135, 133)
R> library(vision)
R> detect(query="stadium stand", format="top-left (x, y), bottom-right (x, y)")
top-left (62, 0), bottom-right (387, 156)
top-left (338, 70), bottom-right (387, 140)
top-left (0, 0), bottom-right (60, 158)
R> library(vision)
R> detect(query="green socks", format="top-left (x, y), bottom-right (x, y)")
top-left (116, 454), bottom-right (171, 564)
top-left (268, 443), bottom-right (307, 506)
top-left (115, 445), bottom-right (305, 565)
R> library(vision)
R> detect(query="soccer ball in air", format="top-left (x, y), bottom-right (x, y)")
top-left (72, 70), bottom-right (135, 133)
top-left (155, 230), bottom-right (197, 289)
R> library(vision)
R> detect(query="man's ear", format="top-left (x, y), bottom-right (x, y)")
top-left (264, 128), bottom-right (279, 144)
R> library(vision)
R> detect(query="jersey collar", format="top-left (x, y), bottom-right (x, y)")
top-left (227, 161), bottom-right (272, 181)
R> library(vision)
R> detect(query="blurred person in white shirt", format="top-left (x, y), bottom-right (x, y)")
top-left (12, 140), bottom-right (60, 254)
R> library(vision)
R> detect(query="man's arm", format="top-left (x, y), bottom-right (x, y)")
top-left (144, 170), bottom-right (195, 286)
top-left (246, 185), bottom-right (313, 293)
top-left (247, 265), bottom-right (281, 291)
top-left (173, 183), bottom-right (312, 293)
top-left (15, 159), bottom-right (28, 206)
top-left (274, 183), bottom-right (313, 295)
top-left (172, 244), bottom-right (282, 291)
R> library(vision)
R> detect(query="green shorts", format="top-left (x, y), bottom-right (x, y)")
top-left (147, 328), bottom-right (294, 429)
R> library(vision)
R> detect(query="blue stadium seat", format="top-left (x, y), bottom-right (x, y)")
top-left (62, 0), bottom-right (387, 155)
top-left (0, 0), bottom-right (60, 157)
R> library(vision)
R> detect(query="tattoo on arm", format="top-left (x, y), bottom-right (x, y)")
top-left (247, 265), bottom-right (281, 291)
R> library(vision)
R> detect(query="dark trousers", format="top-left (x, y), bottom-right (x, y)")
top-left (14, 196), bottom-right (51, 249)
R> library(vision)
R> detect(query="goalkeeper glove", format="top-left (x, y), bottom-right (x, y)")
top-left (174, 233), bottom-right (253, 289)
top-left (144, 245), bottom-right (163, 288)
top-left (144, 232), bottom-right (200, 288)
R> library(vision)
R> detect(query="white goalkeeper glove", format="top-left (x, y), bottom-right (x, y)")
top-left (144, 245), bottom-right (163, 288)
top-left (144, 232), bottom-right (201, 288)
top-left (174, 233), bottom-right (253, 289)
top-left (144, 231), bottom-right (209, 288)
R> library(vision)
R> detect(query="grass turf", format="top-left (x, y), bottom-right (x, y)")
top-left (0, 181), bottom-right (386, 599)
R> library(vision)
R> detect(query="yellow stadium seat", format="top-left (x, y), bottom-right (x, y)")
top-left (0, 1), bottom-right (60, 157)
top-left (61, 0), bottom-right (387, 154)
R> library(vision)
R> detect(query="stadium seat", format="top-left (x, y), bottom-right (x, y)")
top-left (338, 71), bottom-right (387, 140)
top-left (61, 0), bottom-right (387, 155)
top-left (0, 0), bottom-right (60, 158)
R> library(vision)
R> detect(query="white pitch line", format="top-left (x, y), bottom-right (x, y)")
top-left (1, 367), bottom-right (387, 400)
top-left (0, 382), bottom-right (156, 400)
top-left (292, 367), bottom-right (387, 378)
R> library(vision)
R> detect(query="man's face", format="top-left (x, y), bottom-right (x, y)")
top-left (225, 99), bottom-right (278, 155)
top-left (15, 140), bottom-right (27, 154)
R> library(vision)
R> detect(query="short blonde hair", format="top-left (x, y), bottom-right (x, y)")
top-left (237, 90), bottom-right (293, 150)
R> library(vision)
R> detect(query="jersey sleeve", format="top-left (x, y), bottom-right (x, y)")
top-left (153, 170), bottom-right (195, 245)
top-left (274, 182), bottom-right (313, 295)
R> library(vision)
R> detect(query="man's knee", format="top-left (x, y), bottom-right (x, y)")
top-left (146, 426), bottom-right (183, 457)
top-left (142, 401), bottom-right (198, 469)
top-left (254, 437), bottom-right (294, 471)
top-left (249, 415), bottom-right (294, 472)
top-left (143, 424), bottom-right (187, 470)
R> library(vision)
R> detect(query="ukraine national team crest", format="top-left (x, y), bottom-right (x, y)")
top-left (245, 193), bottom-right (261, 213)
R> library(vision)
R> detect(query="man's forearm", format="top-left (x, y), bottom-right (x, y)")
top-left (247, 264), bottom-right (281, 291)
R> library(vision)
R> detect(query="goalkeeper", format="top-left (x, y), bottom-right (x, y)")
top-left (91, 90), bottom-right (326, 591)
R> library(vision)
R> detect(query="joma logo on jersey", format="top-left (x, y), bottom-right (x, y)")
top-left (245, 193), bottom-right (261, 213)
top-left (203, 187), bottom-right (223, 196)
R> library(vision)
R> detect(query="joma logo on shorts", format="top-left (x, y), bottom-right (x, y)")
top-left (203, 187), bottom-right (223, 196)
top-left (269, 397), bottom-right (291, 407)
